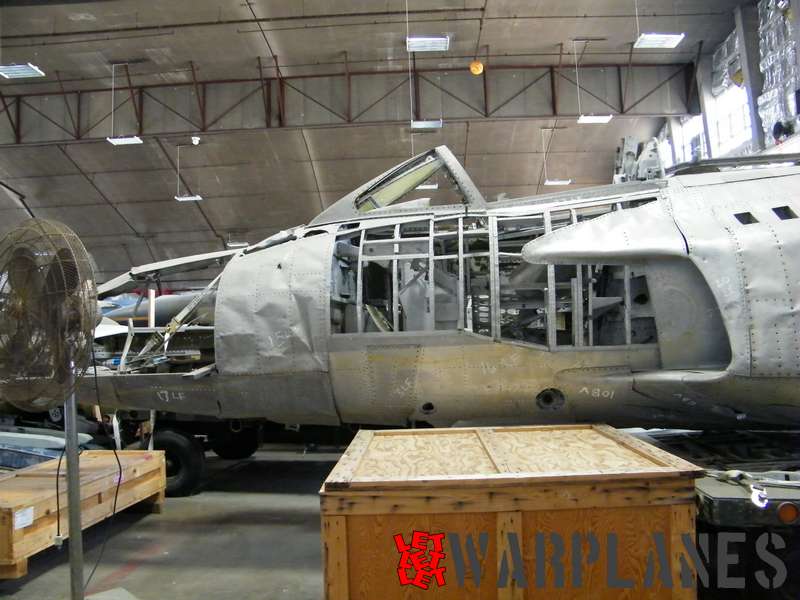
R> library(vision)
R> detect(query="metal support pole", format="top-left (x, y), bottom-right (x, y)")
top-left (65, 365), bottom-right (85, 600)
top-left (147, 284), bottom-right (157, 450)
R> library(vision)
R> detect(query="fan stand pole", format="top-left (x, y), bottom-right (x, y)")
top-left (65, 360), bottom-right (86, 600)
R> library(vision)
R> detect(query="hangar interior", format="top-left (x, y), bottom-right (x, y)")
top-left (1, 0), bottom-right (800, 599)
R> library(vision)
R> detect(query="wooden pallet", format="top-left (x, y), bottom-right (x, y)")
top-left (0, 450), bottom-right (166, 579)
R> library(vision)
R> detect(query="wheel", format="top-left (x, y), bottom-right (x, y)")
top-left (210, 428), bottom-right (260, 460)
top-left (153, 430), bottom-right (206, 497)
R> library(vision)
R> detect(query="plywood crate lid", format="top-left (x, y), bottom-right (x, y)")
top-left (322, 424), bottom-right (703, 492)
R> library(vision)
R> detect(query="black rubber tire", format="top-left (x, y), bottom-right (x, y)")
top-left (153, 430), bottom-right (206, 497)
top-left (210, 428), bottom-right (260, 460)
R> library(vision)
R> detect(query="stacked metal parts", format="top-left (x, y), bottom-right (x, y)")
top-left (757, 0), bottom-right (798, 146)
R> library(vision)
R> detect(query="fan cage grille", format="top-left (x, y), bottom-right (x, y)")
top-left (0, 219), bottom-right (97, 411)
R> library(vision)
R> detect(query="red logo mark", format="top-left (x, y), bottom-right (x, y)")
top-left (394, 530), bottom-right (447, 590)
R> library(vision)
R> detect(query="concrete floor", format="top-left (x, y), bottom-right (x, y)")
top-left (0, 447), bottom-right (343, 600)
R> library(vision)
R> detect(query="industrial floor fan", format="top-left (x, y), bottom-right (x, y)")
top-left (0, 219), bottom-right (98, 600)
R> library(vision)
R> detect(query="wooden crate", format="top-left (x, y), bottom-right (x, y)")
top-left (320, 424), bottom-right (703, 600)
top-left (0, 450), bottom-right (166, 579)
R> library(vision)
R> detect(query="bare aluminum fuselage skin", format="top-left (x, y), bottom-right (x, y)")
top-left (84, 151), bottom-right (800, 430)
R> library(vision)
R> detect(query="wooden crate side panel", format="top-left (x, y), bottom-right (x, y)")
top-left (322, 516), bottom-right (349, 600)
top-left (344, 512), bottom-right (498, 600)
top-left (321, 478), bottom-right (697, 516)
top-left (497, 511), bottom-right (524, 600)
top-left (1, 465), bottom-right (164, 564)
top-left (520, 505), bottom-right (696, 600)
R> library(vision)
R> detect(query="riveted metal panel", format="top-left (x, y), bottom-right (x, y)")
top-left (667, 173), bottom-right (800, 377)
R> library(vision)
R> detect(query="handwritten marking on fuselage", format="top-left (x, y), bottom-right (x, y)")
top-left (155, 390), bottom-right (187, 403)
top-left (579, 386), bottom-right (615, 400)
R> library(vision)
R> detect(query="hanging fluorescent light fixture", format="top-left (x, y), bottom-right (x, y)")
top-left (174, 143), bottom-right (202, 202)
top-left (406, 35), bottom-right (450, 52)
top-left (577, 115), bottom-right (613, 124)
top-left (632, 0), bottom-right (685, 49)
top-left (0, 63), bottom-right (45, 79)
top-left (416, 183), bottom-right (439, 190)
top-left (410, 118), bottom-right (443, 132)
top-left (573, 40), bottom-right (613, 125)
top-left (106, 63), bottom-right (143, 145)
top-left (634, 32), bottom-right (685, 49)
top-left (541, 129), bottom-right (572, 187)
top-left (107, 135), bottom-right (143, 145)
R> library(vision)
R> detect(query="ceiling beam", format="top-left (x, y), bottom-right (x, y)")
top-left (0, 63), bottom-right (695, 147)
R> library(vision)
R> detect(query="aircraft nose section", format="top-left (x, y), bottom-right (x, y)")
top-left (214, 233), bottom-right (335, 376)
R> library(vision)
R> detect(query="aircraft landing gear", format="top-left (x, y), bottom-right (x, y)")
top-left (152, 429), bottom-right (206, 497)
top-left (209, 427), bottom-right (260, 460)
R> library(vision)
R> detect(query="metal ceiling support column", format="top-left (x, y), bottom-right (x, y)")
top-left (351, 77), bottom-right (409, 122)
top-left (204, 85), bottom-right (264, 130)
top-left (0, 92), bottom-right (21, 144)
top-left (124, 64), bottom-right (144, 135)
top-left (686, 41), bottom-right (704, 114)
top-left (557, 71), bottom-right (620, 114)
top-left (694, 53), bottom-right (715, 157)
top-left (190, 61), bottom-right (207, 131)
top-left (551, 42), bottom-right (563, 116)
top-left (283, 80), bottom-right (347, 121)
top-left (623, 65), bottom-right (690, 114)
top-left (488, 70), bottom-right (549, 117)
top-left (345, 51), bottom-right (352, 123)
top-left (75, 92), bottom-right (82, 139)
top-left (419, 74), bottom-right (484, 116)
top-left (735, 4), bottom-right (767, 150)
top-left (137, 88), bottom-right (144, 136)
top-left (21, 98), bottom-right (76, 138)
top-left (275, 56), bottom-right (286, 127)
top-left (483, 46), bottom-right (490, 117)
top-left (55, 71), bottom-right (78, 139)
top-left (257, 57), bottom-right (271, 128)
top-left (14, 98), bottom-right (21, 144)
top-left (622, 42), bottom-right (634, 113)
top-left (413, 54), bottom-right (421, 121)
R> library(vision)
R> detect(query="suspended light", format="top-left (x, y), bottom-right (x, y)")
top-left (0, 63), bottom-right (45, 79)
top-left (541, 128), bottom-right (572, 187)
top-left (410, 119), bottom-right (443, 132)
top-left (406, 35), bottom-right (450, 52)
top-left (634, 33), bottom-right (686, 49)
top-left (469, 60), bottom-right (484, 76)
top-left (573, 40), bottom-right (614, 125)
top-left (174, 143), bottom-right (202, 202)
top-left (106, 136), bottom-right (143, 145)
top-left (577, 115), bottom-right (614, 124)
top-left (106, 63), bottom-right (143, 145)
top-left (632, 0), bottom-right (685, 49)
